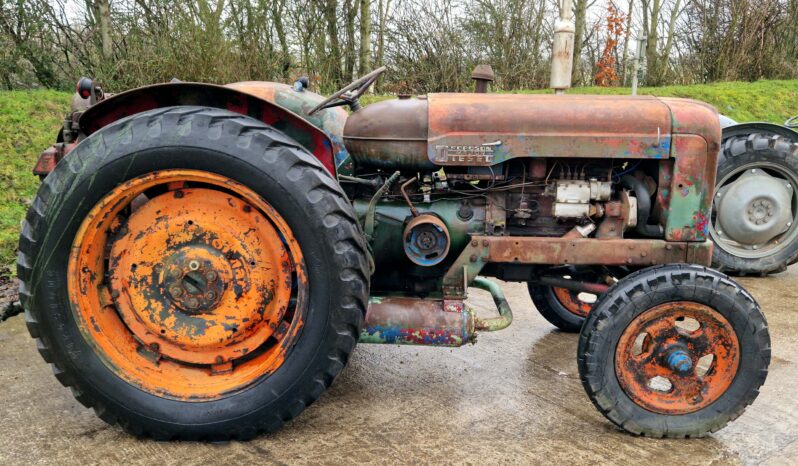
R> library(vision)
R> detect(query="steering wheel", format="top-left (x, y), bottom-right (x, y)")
top-left (308, 66), bottom-right (387, 115)
top-left (786, 115), bottom-right (798, 129)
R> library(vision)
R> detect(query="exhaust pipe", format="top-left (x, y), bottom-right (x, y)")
top-left (550, 0), bottom-right (575, 94)
top-left (359, 278), bottom-right (514, 346)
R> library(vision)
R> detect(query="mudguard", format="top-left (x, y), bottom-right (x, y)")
top-left (719, 118), bottom-right (798, 142)
top-left (76, 82), bottom-right (350, 175)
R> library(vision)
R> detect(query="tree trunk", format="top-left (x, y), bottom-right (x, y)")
top-left (375, 0), bottom-right (390, 93)
top-left (324, 0), bottom-right (343, 87)
top-left (646, 0), bottom-right (662, 84)
top-left (620, 0), bottom-right (635, 84)
top-left (270, 0), bottom-right (290, 78)
top-left (343, 0), bottom-right (358, 81)
top-left (358, 0), bottom-right (371, 75)
top-left (97, 0), bottom-right (113, 59)
top-left (572, 0), bottom-right (589, 85)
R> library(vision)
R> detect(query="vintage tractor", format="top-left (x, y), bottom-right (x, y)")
top-left (19, 69), bottom-right (770, 440)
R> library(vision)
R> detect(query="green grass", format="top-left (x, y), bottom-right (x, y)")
top-left (0, 90), bottom-right (71, 273)
top-left (1, 80), bottom-right (796, 274)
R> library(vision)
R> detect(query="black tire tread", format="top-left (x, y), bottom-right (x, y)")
top-left (527, 283), bottom-right (583, 332)
top-left (577, 264), bottom-right (770, 438)
top-left (713, 132), bottom-right (798, 275)
top-left (17, 106), bottom-right (370, 441)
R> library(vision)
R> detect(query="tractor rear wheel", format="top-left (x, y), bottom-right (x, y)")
top-left (578, 264), bottom-right (770, 438)
top-left (17, 107), bottom-right (369, 440)
top-left (711, 133), bottom-right (798, 275)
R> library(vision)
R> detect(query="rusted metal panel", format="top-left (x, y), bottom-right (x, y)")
top-left (77, 82), bottom-right (340, 175)
top-left (441, 235), bottom-right (713, 297)
top-left (664, 135), bottom-right (718, 241)
top-left (226, 81), bottom-right (354, 174)
top-left (343, 97), bottom-right (431, 170)
top-left (360, 296), bottom-right (474, 346)
top-left (483, 237), bottom-right (712, 265)
top-left (427, 93), bottom-right (674, 166)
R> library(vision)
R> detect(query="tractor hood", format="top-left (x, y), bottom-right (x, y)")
top-left (344, 93), bottom-right (720, 169)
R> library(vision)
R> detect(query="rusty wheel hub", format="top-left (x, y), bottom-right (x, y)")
top-left (614, 302), bottom-right (740, 414)
top-left (552, 286), bottom-right (595, 318)
top-left (68, 171), bottom-right (306, 400)
top-left (162, 255), bottom-right (226, 313)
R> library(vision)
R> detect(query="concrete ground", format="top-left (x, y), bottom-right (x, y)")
top-left (0, 270), bottom-right (796, 466)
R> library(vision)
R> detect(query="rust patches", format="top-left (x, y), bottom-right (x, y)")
top-left (480, 236), bottom-right (712, 266)
top-left (552, 287), bottom-right (593, 318)
top-left (426, 93), bottom-right (674, 166)
top-left (664, 134), bottom-right (719, 242)
top-left (67, 169), bottom-right (307, 401)
top-left (614, 301), bottom-right (740, 415)
top-left (360, 297), bottom-right (474, 346)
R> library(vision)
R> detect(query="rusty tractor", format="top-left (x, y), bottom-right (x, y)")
top-left (19, 69), bottom-right (770, 440)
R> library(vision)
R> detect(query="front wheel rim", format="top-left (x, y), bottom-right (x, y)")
top-left (614, 301), bottom-right (740, 415)
top-left (68, 170), bottom-right (307, 400)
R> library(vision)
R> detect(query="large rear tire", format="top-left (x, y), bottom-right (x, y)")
top-left (711, 133), bottom-right (798, 275)
top-left (578, 264), bottom-right (770, 438)
top-left (17, 107), bottom-right (370, 440)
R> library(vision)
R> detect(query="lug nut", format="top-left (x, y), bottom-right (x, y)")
top-left (206, 270), bottom-right (218, 281)
top-left (205, 291), bottom-right (216, 300)
top-left (189, 260), bottom-right (200, 271)
top-left (186, 297), bottom-right (199, 309)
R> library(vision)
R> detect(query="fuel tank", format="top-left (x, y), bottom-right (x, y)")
top-left (344, 93), bottom-right (720, 170)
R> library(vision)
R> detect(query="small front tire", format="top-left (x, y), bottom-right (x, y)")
top-left (578, 264), bottom-right (770, 438)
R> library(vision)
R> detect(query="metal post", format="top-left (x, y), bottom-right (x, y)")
top-left (550, 0), bottom-right (575, 95)
top-left (631, 34), bottom-right (647, 96)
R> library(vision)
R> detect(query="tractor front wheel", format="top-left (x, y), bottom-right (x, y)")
top-left (18, 107), bottom-right (369, 440)
top-left (578, 264), bottom-right (770, 437)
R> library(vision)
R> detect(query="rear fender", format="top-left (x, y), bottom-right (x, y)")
top-left (75, 82), bottom-right (344, 175)
top-left (721, 122), bottom-right (798, 143)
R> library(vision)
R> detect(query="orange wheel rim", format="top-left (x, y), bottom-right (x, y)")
top-left (552, 287), bottom-right (593, 318)
top-left (68, 170), bottom-right (306, 400)
top-left (614, 302), bottom-right (740, 415)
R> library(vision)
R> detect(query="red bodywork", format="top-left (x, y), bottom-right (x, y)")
top-left (34, 82), bottom-right (339, 176)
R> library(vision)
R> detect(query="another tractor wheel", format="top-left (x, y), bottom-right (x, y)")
top-left (578, 264), bottom-right (770, 438)
top-left (17, 107), bottom-right (369, 440)
top-left (711, 133), bottom-right (798, 275)
top-left (527, 267), bottom-right (609, 332)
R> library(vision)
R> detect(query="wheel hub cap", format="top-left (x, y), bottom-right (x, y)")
top-left (717, 169), bottom-right (793, 246)
top-left (110, 188), bottom-right (292, 366)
